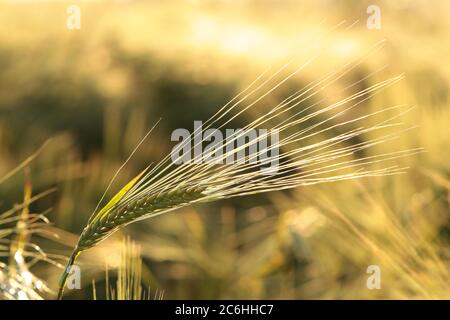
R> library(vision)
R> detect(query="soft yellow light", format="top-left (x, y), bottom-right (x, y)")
top-left (220, 25), bottom-right (266, 54)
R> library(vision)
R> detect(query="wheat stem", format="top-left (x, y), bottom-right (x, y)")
top-left (57, 249), bottom-right (80, 300)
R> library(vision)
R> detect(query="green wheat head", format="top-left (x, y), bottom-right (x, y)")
top-left (57, 48), bottom-right (420, 299)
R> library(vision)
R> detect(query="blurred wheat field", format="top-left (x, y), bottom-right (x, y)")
top-left (0, 0), bottom-right (449, 299)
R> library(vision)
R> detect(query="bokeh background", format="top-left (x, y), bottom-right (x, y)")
top-left (0, 0), bottom-right (449, 299)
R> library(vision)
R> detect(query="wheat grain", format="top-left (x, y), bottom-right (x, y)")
top-left (77, 186), bottom-right (207, 251)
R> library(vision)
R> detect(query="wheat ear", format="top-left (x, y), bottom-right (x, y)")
top-left (57, 174), bottom-right (208, 299)
top-left (57, 47), bottom-right (420, 298)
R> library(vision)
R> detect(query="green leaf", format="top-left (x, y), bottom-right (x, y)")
top-left (90, 169), bottom-right (147, 224)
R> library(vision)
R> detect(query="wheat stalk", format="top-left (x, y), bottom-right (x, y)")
top-left (57, 46), bottom-right (420, 299)
top-left (93, 237), bottom-right (164, 300)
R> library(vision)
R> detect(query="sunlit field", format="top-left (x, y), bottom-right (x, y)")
top-left (0, 0), bottom-right (449, 300)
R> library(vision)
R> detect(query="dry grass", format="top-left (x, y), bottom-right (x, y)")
top-left (91, 237), bottom-right (163, 300)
